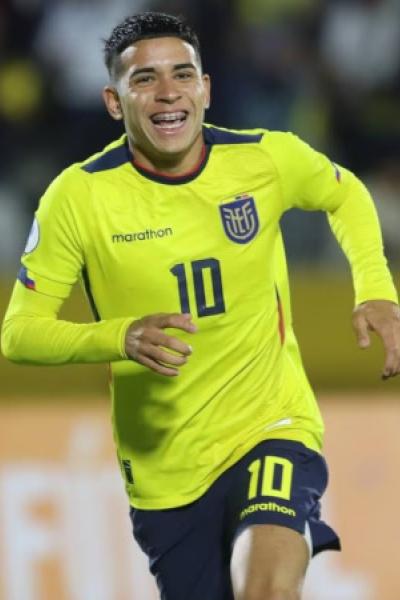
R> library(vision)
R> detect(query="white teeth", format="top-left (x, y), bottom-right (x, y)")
top-left (151, 111), bottom-right (187, 131)
top-left (154, 120), bottom-right (184, 130)
top-left (152, 111), bottom-right (187, 123)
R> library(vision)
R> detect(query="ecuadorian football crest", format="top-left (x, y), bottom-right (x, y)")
top-left (220, 195), bottom-right (259, 244)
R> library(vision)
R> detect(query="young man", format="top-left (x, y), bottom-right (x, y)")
top-left (2, 12), bottom-right (400, 600)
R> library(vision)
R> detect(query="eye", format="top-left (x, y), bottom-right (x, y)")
top-left (175, 71), bottom-right (194, 80)
top-left (133, 75), bottom-right (155, 86)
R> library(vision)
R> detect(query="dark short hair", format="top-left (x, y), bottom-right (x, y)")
top-left (104, 12), bottom-right (201, 77)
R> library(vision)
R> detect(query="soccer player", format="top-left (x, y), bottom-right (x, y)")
top-left (2, 12), bottom-right (400, 600)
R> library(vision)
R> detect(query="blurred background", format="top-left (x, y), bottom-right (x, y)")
top-left (0, 0), bottom-right (399, 599)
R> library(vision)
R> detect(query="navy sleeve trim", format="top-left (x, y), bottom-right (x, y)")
top-left (203, 126), bottom-right (264, 146)
top-left (81, 144), bottom-right (130, 174)
top-left (82, 268), bottom-right (101, 321)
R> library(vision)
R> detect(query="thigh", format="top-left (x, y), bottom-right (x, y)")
top-left (130, 492), bottom-right (234, 600)
top-left (231, 523), bottom-right (308, 599)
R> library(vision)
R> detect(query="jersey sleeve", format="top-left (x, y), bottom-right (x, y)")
top-left (1, 281), bottom-right (133, 364)
top-left (1, 168), bottom-right (133, 365)
top-left (265, 131), bottom-right (398, 306)
top-left (19, 168), bottom-right (85, 298)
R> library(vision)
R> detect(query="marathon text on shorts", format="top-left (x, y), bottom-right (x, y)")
top-left (240, 502), bottom-right (297, 520)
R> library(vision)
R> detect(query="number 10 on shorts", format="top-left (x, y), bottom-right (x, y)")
top-left (247, 456), bottom-right (293, 501)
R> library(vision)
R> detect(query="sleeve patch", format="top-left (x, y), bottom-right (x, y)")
top-left (18, 266), bottom-right (36, 290)
top-left (17, 265), bottom-right (73, 299)
top-left (24, 218), bottom-right (40, 254)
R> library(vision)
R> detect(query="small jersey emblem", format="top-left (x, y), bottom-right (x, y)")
top-left (24, 218), bottom-right (40, 254)
top-left (220, 195), bottom-right (259, 244)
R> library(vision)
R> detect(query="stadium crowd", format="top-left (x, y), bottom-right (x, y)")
top-left (1, 0), bottom-right (400, 272)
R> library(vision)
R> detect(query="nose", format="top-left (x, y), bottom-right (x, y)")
top-left (155, 77), bottom-right (182, 104)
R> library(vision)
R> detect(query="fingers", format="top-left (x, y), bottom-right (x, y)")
top-left (125, 313), bottom-right (196, 377)
top-left (138, 354), bottom-right (181, 378)
top-left (352, 310), bottom-right (371, 349)
top-left (378, 325), bottom-right (400, 380)
top-left (142, 342), bottom-right (189, 367)
top-left (151, 330), bottom-right (193, 356)
top-left (153, 312), bottom-right (197, 334)
top-left (368, 313), bottom-right (400, 380)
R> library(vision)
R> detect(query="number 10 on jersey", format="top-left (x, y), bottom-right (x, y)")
top-left (171, 258), bottom-right (226, 318)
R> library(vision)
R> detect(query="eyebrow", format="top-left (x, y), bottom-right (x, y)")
top-left (129, 63), bottom-right (196, 79)
top-left (173, 63), bottom-right (196, 71)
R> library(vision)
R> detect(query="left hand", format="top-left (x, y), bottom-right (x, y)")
top-left (352, 300), bottom-right (400, 379)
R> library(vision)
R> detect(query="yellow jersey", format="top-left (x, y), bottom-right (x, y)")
top-left (2, 126), bottom-right (397, 508)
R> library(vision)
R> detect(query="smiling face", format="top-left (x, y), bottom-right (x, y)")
top-left (103, 36), bottom-right (211, 170)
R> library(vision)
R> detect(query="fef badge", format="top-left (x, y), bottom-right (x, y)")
top-left (220, 195), bottom-right (259, 244)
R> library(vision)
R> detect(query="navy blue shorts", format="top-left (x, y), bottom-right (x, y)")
top-left (130, 439), bottom-right (340, 600)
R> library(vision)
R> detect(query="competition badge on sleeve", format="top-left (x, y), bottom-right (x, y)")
top-left (23, 218), bottom-right (40, 254)
top-left (220, 194), bottom-right (259, 244)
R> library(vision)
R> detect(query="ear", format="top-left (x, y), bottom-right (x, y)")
top-left (202, 73), bottom-right (211, 110)
top-left (103, 85), bottom-right (123, 121)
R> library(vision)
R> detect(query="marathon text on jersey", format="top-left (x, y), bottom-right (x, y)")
top-left (112, 227), bottom-right (174, 243)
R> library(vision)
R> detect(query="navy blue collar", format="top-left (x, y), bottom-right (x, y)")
top-left (129, 137), bottom-right (211, 185)
top-left (82, 126), bottom-right (264, 182)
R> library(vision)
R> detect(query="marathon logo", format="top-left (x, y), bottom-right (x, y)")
top-left (112, 227), bottom-right (173, 243)
top-left (240, 502), bottom-right (296, 520)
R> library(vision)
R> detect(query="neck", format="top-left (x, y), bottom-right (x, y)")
top-left (129, 133), bottom-right (205, 176)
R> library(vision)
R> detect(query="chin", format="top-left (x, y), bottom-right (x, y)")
top-left (154, 137), bottom-right (193, 157)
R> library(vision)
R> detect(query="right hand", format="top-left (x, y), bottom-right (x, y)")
top-left (125, 313), bottom-right (197, 376)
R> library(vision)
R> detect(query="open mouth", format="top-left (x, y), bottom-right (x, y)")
top-left (150, 111), bottom-right (188, 130)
